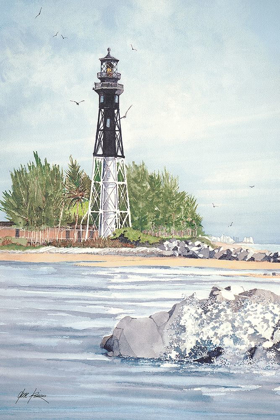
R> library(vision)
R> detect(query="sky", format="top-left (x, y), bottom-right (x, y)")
top-left (1, 0), bottom-right (280, 243)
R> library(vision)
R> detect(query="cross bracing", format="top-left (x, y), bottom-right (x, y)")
top-left (86, 48), bottom-right (131, 238)
top-left (86, 157), bottom-right (131, 238)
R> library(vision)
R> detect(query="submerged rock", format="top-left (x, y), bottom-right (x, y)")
top-left (194, 347), bottom-right (224, 364)
top-left (101, 287), bottom-right (280, 363)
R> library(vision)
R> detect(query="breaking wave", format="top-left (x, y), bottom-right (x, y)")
top-left (166, 289), bottom-right (280, 365)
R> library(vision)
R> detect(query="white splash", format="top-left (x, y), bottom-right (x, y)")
top-left (167, 288), bottom-right (280, 361)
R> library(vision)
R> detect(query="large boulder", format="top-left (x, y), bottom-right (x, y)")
top-left (237, 250), bottom-right (249, 261)
top-left (250, 252), bottom-right (271, 262)
top-left (197, 247), bottom-right (210, 259)
top-left (101, 287), bottom-right (280, 363)
top-left (101, 315), bottom-right (165, 358)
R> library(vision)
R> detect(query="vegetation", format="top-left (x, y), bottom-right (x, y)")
top-left (112, 227), bottom-right (162, 245)
top-left (111, 228), bottom-right (213, 247)
top-left (0, 236), bottom-right (42, 250)
top-left (0, 236), bottom-right (28, 246)
top-left (64, 156), bottom-right (91, 237)
top-left (0, 243), bottom-right (43, 250)
top-left (0, 152), bottom-right (67, 228)
top-left (0, 155), bottom-right (203, 241)
top-left (126, 162), bottom-right (203, 235)
top-left (0, 152), bottom-right (90, 229)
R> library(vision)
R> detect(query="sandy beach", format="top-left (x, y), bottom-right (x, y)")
top-left (0, 252), bottom-right (280, 277)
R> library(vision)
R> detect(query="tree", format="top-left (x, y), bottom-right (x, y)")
top-left (64, 156), bottom-right (90, 237)
top-left (126, 162), bottom-right (150, 231)
top-left (0, 152), bottom-right (66, 228)
top-left (126, 161), bottom-right (203, 235)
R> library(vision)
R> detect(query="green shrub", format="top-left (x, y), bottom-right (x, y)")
top-left (112, 228), bottom-right (162, 246)
top-left (0, 236), bottom-right (13, 246)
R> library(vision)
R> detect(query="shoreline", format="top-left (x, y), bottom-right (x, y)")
top-left (0, 251), bottom-right (280, 274)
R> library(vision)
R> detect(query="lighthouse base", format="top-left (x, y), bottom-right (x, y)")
top-left (86, 157), bottom-right (131, 238)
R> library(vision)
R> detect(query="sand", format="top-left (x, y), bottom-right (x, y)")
top-left (0, 252), bottom-right (280, 277)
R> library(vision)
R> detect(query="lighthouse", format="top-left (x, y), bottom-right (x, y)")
top-left (86, 48), bottom-right (131, 238)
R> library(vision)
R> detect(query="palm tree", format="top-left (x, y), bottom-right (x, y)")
top-left (65, 156), bottom-right (90, 240)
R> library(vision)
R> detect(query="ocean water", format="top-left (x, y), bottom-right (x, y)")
top-left (0, 261), bottom-right (279, 419)
top-left (247, 244), bottom-right (280, 253)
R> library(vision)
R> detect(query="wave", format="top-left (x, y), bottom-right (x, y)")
top-left (102, 285), bottom-right (280, 365)
top-left (167, 289), bottom-right (280, 364)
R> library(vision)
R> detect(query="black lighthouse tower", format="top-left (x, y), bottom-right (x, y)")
top-left (86, 48), bottom-right (131, 238)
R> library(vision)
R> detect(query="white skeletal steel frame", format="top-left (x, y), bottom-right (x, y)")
top-left (86, 156), bottom-right (131, 238)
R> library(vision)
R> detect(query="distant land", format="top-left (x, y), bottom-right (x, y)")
top-left (208, 234), bottom-right (254, 245)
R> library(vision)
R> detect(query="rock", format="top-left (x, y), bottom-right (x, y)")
top-left (102, 315), bottom-right (165, 358)
top-left (100, 335), bottom-right (113, 351)
top-left (194, 347), bottom-right (224, 364)
top-left (169, 239), bottom-right (179, 247)
top-left (244, 346), bottom-right (257, 361)
top-left (218, 249), bottom-right (233, 260)
top-left (198, 247), bottom-right (210, 259)
top-left (245, 251), bottom-right (255, 261)
top-left (182, 250), bottom-right (199, 259)
top-left (178, 244), bottom-right (186, 255)
top-left (150, 311), bottom-right (170, 328)
top-left (209, 249), bottom-right (215, 258)
top-left (271, 252), bottom-right (280, 263)
top-left (239, 288), bottom-right (280, 305)
top-left (157, 243), bottom-right (167, 251)
top-left (189, 246), bottom-right (201, 253)
top-left (101, 287), bottom-right (280, 362)
top-left (237, 250), bottom-right (249, 261)
top-left (251, 252), bottom-right (270, 262)
top-left (159, 250), bottom-right (175, 257)
top-left (213, 250), bottom-right (223, 259)
top-left (234, 247), bottom-right (243, 254)
top-left (153, 240), bottom-right (278, 263)
top-left (208, 285), bottom-right (244, 303)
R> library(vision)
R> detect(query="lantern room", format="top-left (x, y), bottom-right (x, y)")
top-left (98, 48), bottom-right (121, 81)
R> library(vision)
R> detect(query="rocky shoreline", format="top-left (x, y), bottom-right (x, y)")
top-left (1, 239), bottom-right (279, 263)
top-left (158, 239), bottom-right (280, 262)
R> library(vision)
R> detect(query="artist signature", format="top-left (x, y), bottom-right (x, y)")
top-left (15, 388), bottom-right (49, 404)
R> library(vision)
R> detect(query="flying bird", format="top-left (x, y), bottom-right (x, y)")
top-left (120, 105), bottom-right (133, 119)
top-left (35, 7), bottom-right (42, 18)
top-left (70, 100), bottom-right (85, 105)
top-left (130, 44), bottom-right (137, 51)
top-left (249, 185), bottom-right (255, 188)
top-left (212, 203), bottom-right (218, 208)
top-left (228, 222), bottom-right (233, 227)
top-left (61, 34), bottom-right (67, 39)
top-left (53, 32), bottom-right (59, 37)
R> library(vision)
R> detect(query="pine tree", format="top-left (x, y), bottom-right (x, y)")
top-left (126, 162), bottom-right (203, 235)
top-left (0, 152), bottom-right (66, 228)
